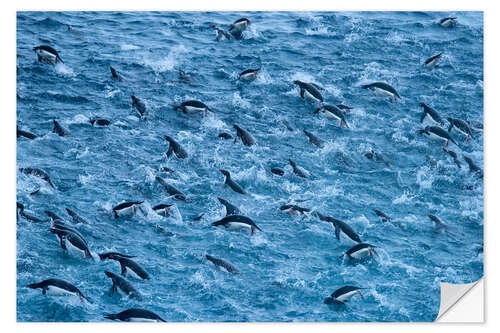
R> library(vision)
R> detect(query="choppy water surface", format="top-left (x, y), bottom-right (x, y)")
top-left (16, 11), bottom-right (483, 322)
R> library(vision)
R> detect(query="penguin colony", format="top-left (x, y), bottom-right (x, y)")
top-left (18, 15), bottom-right (482, 320)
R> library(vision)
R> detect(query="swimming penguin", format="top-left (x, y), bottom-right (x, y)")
top-left (270, 167), bottom-right (285, 176)
top-left (19, 167), bottom-right (56, 189)
top-left (33, 45), bottom-right (63, 64)
top-left (346, 243), bottom-right (378, 260)
top-left (361, 82), bottom-right (401, 101)
top-left (373, 209), bottom-right (391, 223)
top-left (217, 197), bottom-right (241, 216)
top-left (314, 104), bottom-right (349, 128)
top-left (152, 204), bottom-right (173, 217)
top-left (209, 24), bottom-right (232, 41)
top-left (467, 120), bottom-right (483, 133)
top-left (99, 252), bottom-right (150, 280)
top-left (229, 18), bottom-right (251, 39)
top-left (90, 118), bottom-right (111, 127)
top-left (316, 212), bottom-right (362, 243)
top-left (280, 204), bottom-right (311, 216)
top-left (238, 68), bottom-right (260, 81)
top-left (288, 158), bottom-right (309, 178)
top-left (131, 95), bottom-right (146, 117)
top-left (112, 201), bottom-right (144, 218)
top-left (53, 120), bottom-right (69, 136)
top-left (417, 126), bottom-right (457, 149)
top-left (293, 80), bottom-right (324, 105)
top-left (156, 176), bottom-right (186, 200)
top-left (206, 254), bottom-right (239, 274)
top-left (424, 53), bottom-right (442, 68)
top-left (303, 129), bottom-right (324, 147)
top-left (104, 271), bottom-right (141, 300)
top-left (446, 150), bottom-right (462, 169)
top-left (211, 215), bottom-right (263, 235)
top-left (218, 132), bottom-right (233, 140)
top-left (324, 286), bottom-right (365, 305)
top-left (164, 135), bottom-right (188, 159)
top-left (173, 100), bottom-right (210, 116)
top-left (233, 124), bottom-right (255, 146)
top-left (419, 103), bottom-right (445, 125)
top-left (104, 308), bottom-right (166, 322)
top-left (282, 119), bottom-right (295, 132)
top-left (17, 126), bottom-right (37, 140)
top-left (49, 227), bottom-right (93, 259)
top-left (439, 17), bottom-right (457, 27)
top-left (447, 117), bottom-right (473, 140)
top-left (427, 214), bottom-right (448, 231)
top-left (98, 252), bottom-right (136, 261)
top-left (65, 208), bottom-right (89, 224)
top-left (17, 204), bottom-right (44, 223)
top-left (219, 169), bottom-right (246, 194)
top-left (109, 66), bottom-right (124, 81)
top-left (45, 210), bottom-right (64, 222)
top-left (27, 278), bottom-right (87, 301)
top-left (336, 104), bottom-right (353, 113)
top-left (463, 156), bottom-right (483, 178)
top-left (177, 69), bottom-right (196, 83)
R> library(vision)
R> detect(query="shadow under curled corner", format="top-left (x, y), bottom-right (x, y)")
top-left (435, 278), bottom-right (484, 322)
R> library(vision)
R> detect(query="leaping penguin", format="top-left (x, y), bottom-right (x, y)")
top-left (324, 286), bottom-right (366, 305)
top-left (33, 45), bottom-right (63, 64)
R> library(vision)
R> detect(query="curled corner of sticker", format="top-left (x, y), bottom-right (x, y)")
top-left (435, 278), bottom-right (483, 322)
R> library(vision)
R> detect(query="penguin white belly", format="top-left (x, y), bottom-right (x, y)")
top-left (127, 318), bottom-right (159, 322)
top-left (425, 113), bottom-right (440, 125)
top-left (453, 126), bottom-right (468, 136)
top-left (116, 205), bottom-right (136, 217)
top-left (184, 106), bottom-right (205, 114)
top-left (427, 132), bottom-right (447, 142)
top-left (425, 58), bottom-right (439, 68)
top-left (225, 222), bottom-right (251, 231)
top-left (46, 286), bottom-right (75, 297)
top-left (37, 49), bottom-right (56, 61)
top-left (322, 110), bottom-right (341, 121)
top-left (240, 72), bottom-right (257, 81)
top-left (440, 20), bottom-right (454, 27)
top-left (350, 248), bottom-right (370, 259)
top-left (373, 87), bottom-right (394, 97)
top-left (304, 89), bottom-right (320, 102)
top-left (65, 239), bottom-right (86, 257)
top-left (154, 208), bottom-right (170, 217)
top-left (125, 266), bottom-right (142, 279)
top-left (336, 290), bottom-right (358, 302)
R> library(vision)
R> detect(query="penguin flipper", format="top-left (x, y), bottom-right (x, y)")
top-left (447, 123), bottom-right (453, 132)
top-left (59, 236), bottom-right (67, 250)
top-left (334, 224), bottom-right (341, 240)
top-left (42, 287), bottom-right (47, 295)
top-left (120, 262), bottom-right (127, 276)
top-left (300, 88), bottom-right (304, 99)
top-left (109, 283), bottom-right (117, 297)
top-left (166, 145), bottom-right (173, 157)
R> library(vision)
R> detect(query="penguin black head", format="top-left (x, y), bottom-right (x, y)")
top-left (233, 124), bottom-right (240, 130)
top-left (419, 102), bottom-right (426, 108)
top-left (292, 80), bottom-right (302, 86)
top-left (131, 95), bottom-right (137, 103)
top-left (104, 314), bottom-right (118, 321)
top-left (89, 119), bottom-right (96, 126)
top-left (219, 169), bottom-right (230, 177)
top-left (313, 107), bottom-right (321, 114)
top-left (104, 271), bottom-right (115, 279)
top-left (163, 135), bottom-right (172, 142)
top-left (446, 117), bottom-right (455, 124)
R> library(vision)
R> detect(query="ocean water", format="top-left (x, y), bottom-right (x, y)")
top-left (16, 11), bottom-right (483, 322)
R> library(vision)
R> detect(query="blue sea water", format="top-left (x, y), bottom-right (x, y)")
top-left (16, 11), bottom-right (483, 322)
